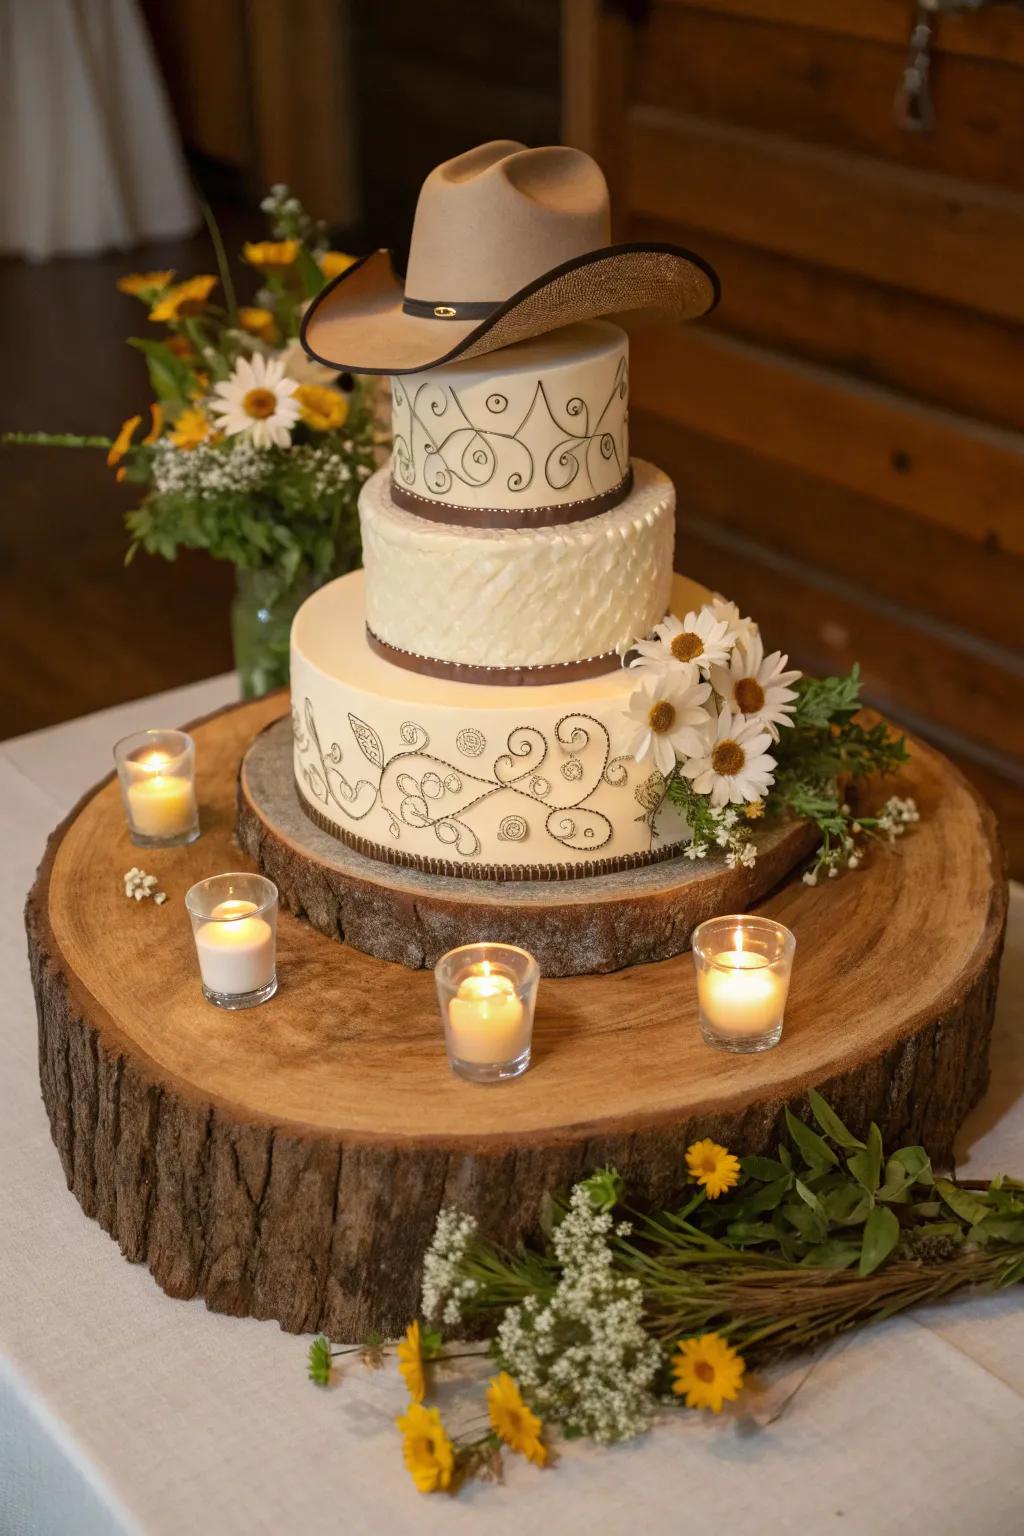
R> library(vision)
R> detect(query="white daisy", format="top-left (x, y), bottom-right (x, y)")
top-left (210, 353), bottom-right (300, 448)
top-left (629, 607), bottom-right (735, 677)
top-left (707, 594), bottom-right (758, 650)
top-left (680, 707), bottom-right (776, 807)
top-left (624, 672), bottom-right (714, 776)
top-left (710, 633), bottom-right (801, 740)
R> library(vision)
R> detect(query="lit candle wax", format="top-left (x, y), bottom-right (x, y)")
top-left (447, 965), bottom-right (527, 1065)
top-left (195, 899), bottom-right (275, 997)
top-left (126, 752), bottom-right (197, 839)
top-left (698, 945), bottom-right (786, 1040)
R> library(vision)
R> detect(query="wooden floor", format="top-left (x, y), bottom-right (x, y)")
top-left (0, 206), bottom-right (263, 740)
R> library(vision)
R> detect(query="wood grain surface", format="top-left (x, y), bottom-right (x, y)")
top-left (26, 694), bottom-right (1008, 1339)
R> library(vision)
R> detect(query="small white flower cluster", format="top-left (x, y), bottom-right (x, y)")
top-left (682, 805), bottom-right (759, 869)
top-left (876, 795), bottom-right (920, 841)
top-left (151, 439), bottom-right (273, 498)
top-left (123, 867), bottom-right (167, 904)
top-left (420, 1208), bottom-right (481, 1328)
top-left (623, 596), bottom-right (801, 835)
top-left (802, 795), bottom-right (920, 886)
top-left (151, 438), bottom-right (361, 502)
top-left (495, 1187), bottom-right (662, 1444)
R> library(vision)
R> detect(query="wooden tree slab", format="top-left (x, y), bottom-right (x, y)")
top-left (26, 693), bottom-right (1007, 1342)
top-left (236, 714), bottom-right (822, 977)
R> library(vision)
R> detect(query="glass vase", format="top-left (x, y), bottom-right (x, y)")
top-left (230, 568), bottom-right (319, 700)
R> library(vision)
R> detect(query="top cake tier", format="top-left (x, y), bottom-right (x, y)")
top-left (389, 321), bottom-right (628, 526)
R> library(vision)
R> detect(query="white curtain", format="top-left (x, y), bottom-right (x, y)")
top-left (0, 0), bottom-right (198, 260)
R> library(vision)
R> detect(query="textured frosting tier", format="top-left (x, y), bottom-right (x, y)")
top-left (390, 321), bottom-right (628, 514)
top-left (291, 570), bottom-right (710, 877)
top-left (360, 457), bottom-right (674, 669)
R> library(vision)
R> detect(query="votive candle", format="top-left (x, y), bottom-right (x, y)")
top-left (692, 915), bottom-right (796, 1053)
top-left (435, 944), bottom-right (539, 1082)
top-left (186, 874), bottom-right (278, 1009)
top-left (114, 729), bottom-right (199, 846)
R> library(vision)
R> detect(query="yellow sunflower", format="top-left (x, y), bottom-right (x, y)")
top-left (685, 1138), bottom-right (741, 1199)
top-left (487, 1372), bottom-right (547, 1466)
top-left (396, 1402), bottom-right (454, 1493)
top-left (295, 383), bottom-right (349, 432)
top-left (672, 1333), bottom-right (746, 1413)
top-left (243, 239), bottom-right (301, 270)
top-left (169, 407), bottom-right (215, 451)
top-left (149, 274), bottom-right (218, 323)
top-left (107, 414), bottom-right (141, 467)
top-left (238, 306), bottom-right (279, 344)
top-left (397, 1319), bottom-right (426, 1403)
top-left (116, 269), bottom-right (175, 296)
top-left (319, 250), bottom-right (357, 281)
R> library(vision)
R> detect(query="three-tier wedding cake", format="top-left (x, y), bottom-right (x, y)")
top-left (292, 139), bottom-right (721, 880)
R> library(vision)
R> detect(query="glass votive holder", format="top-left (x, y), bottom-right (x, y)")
top-left (185, 873), bottom-right (278, 1010)
top-left (692, 914), bottom-right (796, 1054)
top-left (435, 943), bottom-right (540, 1083)
top-left (114, 728), bottom-right (199, 847)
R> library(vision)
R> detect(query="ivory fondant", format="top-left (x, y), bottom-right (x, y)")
top-left (359, 457), bottom-right (674, 669)
top-left (389, 321), bottom-right (628, 513)
top-left (291, 570), bottom-right (710, 877)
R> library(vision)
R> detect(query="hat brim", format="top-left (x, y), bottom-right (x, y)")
top-left (300, 242), bottom-right (720, 375)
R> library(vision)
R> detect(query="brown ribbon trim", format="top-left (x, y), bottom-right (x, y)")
top-left (365, 627), bottom-right (621, 686)
top-left (294, 779), bottom-right (688, 883)
top-left (389, 465), bottom-right (633, 529)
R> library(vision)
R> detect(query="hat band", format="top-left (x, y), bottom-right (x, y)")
top-left (402, 296), bottom-right (501, 321)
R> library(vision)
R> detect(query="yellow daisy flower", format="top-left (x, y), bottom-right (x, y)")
top-left (295, 383), bottom-right (349, 432)
top-left (116, 269), bottom-right (175, 296)
top-left (149, 274), bottom-right (218, 323)
top-left (169, 407), bottom-right (215, 451)
top-left (319, 250), bottom-right (357, 281)
top-left (107, 414), bottom-right (141, 467)
top-left (237, 306), bottom-right (279, 344)
top-left (487, 1372), bottom-right (547, 1466)
top-left (744, 799), bottom-right (765, 821)
top-left (685, 1138), bottom-right (741, 1199)
top-left (243, 239), bottom-right (301, 270)
top-left (141, 403), bottom-right (163, 445)
top-left (672, 1333), bottom-right (746, 1413)
top-left (397, 1320), bottom-right (426, 1404)
top-left (396, 1402), bottom-right (454, 1494)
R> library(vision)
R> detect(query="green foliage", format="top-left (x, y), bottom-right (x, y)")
top-left (124, 393), bottom-right (375, 587)
top-left (307, 1335), bottom-right (334, 1387)
top-left (663, 666), bottom-right (911, 882)
top-left (427, 1096), bottom-right (1024, 1382)
top-left (580, 1167), bottom-right (627, 1213)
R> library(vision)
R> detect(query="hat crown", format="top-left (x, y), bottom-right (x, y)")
top-left (404, 141), bottom-right (611, 306)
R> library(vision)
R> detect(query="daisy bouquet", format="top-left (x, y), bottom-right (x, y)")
top-left (621, 600), bottom-right (913, 882)
top-left (4, 186), bottom-right (379, 695)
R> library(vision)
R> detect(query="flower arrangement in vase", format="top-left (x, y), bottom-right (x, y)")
top-left (5, 186), bottom-right (380, 697)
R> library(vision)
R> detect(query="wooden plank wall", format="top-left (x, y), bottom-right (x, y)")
top-left (564, 0), bottom-right (1024, 872)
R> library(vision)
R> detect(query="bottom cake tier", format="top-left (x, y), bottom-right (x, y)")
top-left (291, 570), bottom-right (709, 879)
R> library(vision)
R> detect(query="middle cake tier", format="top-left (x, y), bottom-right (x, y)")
top-left (360, 456), bottom-right (675, 679)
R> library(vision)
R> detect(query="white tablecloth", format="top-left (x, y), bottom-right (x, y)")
top-left (2, 677), bottom-right (1022, 1536)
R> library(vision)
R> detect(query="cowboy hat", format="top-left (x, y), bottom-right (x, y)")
top-left (301, 140), bottom-right (719, 376)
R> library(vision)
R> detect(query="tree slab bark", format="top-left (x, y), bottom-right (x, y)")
top-left (26, 693), bottom-right (1007, 1341)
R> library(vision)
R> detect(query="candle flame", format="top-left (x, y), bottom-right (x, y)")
top-left (138, 749), bottom-right (171, 772)
top-left (733, 927), bottom-right (744, 955)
